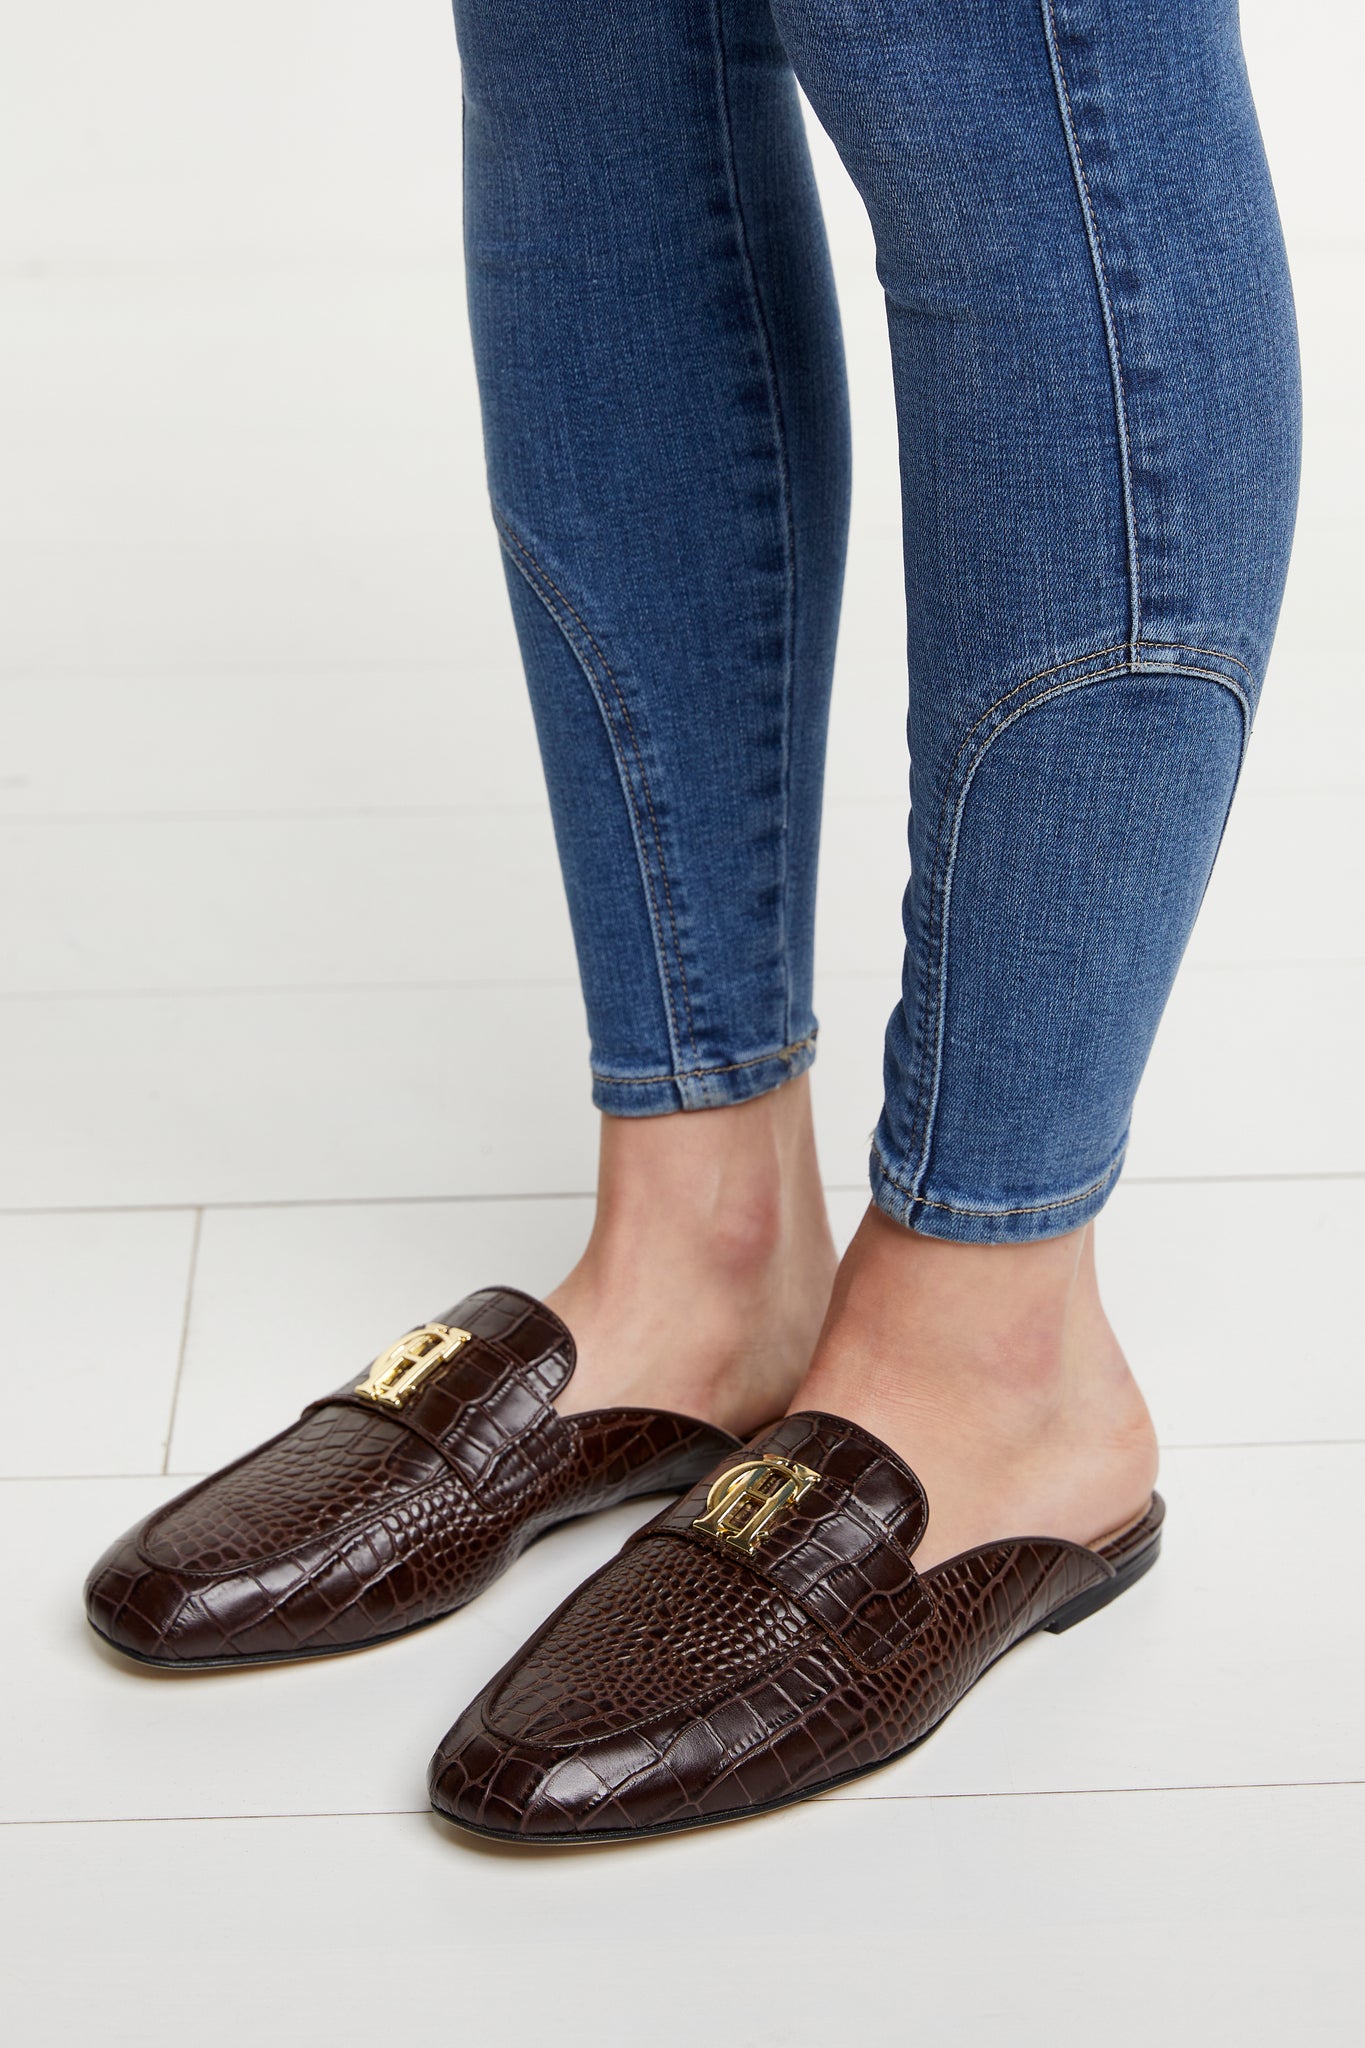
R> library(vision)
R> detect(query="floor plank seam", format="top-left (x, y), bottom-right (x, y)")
top-left (5, 1779), bottom-right (1360, 1830)
top-left (160, 1207), bottom-right (203, 1475)
top-left (2, 1166), bottom-right (1362, 1218)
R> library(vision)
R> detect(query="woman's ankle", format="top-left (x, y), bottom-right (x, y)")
top-left (801, 1205), bottom-right (1132, 1400)
top-left (551, 1076), bottom-right (837, 1432)
top-left (793, 1206), bottom-right (1158, 1565)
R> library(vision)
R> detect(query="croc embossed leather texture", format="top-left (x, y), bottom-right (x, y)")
top-left (84, 1287), bottom-right (738, 1668)
top-left (428, 1411), bottom-right (1163, 1841)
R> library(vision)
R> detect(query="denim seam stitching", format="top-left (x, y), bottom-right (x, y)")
top-left (593, 1033), bottom-right (816, 1087)
top-left (1139, 638), bottom-right (1257, 685)
top-left (872, 1137), bottom-right (1126, 1220)
top-left (903, 642), bottom-right (1121, 1182)
top-left (1040, 0), bottom-right (1143, 658)
top-left (902, 655), bottom-right (1251, 1209)
top-left (492, 510), bottom-right (701, 1068)
top-left (900, 639), bottom-right (1245, 1193)
top-left (710, 0), bottom-right (799, 1048)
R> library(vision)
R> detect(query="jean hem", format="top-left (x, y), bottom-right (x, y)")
top-left (591, 1032), bottom-right (817, 1116)
top-left (868, 1141), bottom-right (1126, 1245)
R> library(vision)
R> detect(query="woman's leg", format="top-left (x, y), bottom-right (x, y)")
top-left (769, 0), bottom-right (1299, 1560)
top-left (454, 0), bottom-right (1298, 1531)
top-left (452, 0), bottom-right (850, 1427)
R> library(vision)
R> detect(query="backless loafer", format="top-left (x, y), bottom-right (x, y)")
top-left (428, 1411), bottom-right (1163, 1841)
top-left (85, 1286), bottom-right (737, 1669)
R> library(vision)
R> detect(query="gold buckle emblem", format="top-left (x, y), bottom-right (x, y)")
top-left (353, 1323), bottom-right (471, 1409)
top-left (692, 1453), bottom-right (819, 1556)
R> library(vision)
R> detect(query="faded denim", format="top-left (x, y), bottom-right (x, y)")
top-left (452, 0), bottom-right (1300, 1242)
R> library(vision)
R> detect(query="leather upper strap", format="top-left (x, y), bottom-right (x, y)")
top-left (301, 1286), bottom-right (575, 1494)
top-left (637, 1413), bottom-right (937, 1672)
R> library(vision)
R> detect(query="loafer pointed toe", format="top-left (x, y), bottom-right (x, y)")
top-left (428, 1412), bottom-right (1163, 1842)
top-left (84, 1529), bottom-right (205, 1665)
top-left (83, 1287), bottom-right (738, 1670)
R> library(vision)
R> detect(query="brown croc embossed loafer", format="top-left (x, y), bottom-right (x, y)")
top-left (428, 1410), bottom-right (1163, 1841)
top-left (84, 1286), bottom-right (739, 1669)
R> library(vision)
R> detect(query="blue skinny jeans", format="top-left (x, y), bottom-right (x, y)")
top-left (451, 0), bottom-right (1300, 1244)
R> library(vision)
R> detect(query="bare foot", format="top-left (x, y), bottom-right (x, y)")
top-left (550, 1075), bottom-right (837, 1438)
top-left (792, 1206), bottom-right (1158, 1569)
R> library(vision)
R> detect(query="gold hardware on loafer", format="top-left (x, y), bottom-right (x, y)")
top-left (692, 1453), bottom-right (819, 1555)
top-left (354, 1323), bottom-right (472, 1408)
